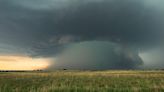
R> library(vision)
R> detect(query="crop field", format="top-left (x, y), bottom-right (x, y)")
top-left (0, 70), bottom-right (164, 92)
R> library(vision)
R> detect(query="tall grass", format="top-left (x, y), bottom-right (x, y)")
top-left (0, 70), bottom-right (164, 92)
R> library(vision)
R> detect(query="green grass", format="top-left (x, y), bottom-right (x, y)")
top-left (0, 70), bottom-right (164, 92)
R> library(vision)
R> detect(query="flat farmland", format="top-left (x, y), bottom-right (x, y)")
top-left (0, 70), bottom-right (164, 92)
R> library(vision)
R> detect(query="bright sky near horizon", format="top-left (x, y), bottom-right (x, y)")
top-left (0, 55), bottom-right (51, 70)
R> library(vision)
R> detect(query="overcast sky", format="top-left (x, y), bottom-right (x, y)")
top-left (0, 0), bottom-right (164, 70)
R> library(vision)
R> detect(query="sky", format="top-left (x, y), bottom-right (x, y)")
top-left (0, 0), bottom-right (164, 70)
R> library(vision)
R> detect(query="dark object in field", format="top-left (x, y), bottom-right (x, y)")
top-left (63, 69), bottom-right (67, 70)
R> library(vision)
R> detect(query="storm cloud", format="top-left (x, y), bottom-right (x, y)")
top-left (0, 0), bottom-right (164, 70)
top-left (48, 41), bottom-right (143, 70)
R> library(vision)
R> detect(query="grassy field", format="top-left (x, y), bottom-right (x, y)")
top-left (0, 70), bottom-right (164, 92)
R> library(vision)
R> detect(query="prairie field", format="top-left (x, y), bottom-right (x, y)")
top-left (0, 70), bottom-right (164, 92)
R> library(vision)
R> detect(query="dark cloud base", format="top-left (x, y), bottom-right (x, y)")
top-left (47, 41), bottom-right (143, 70)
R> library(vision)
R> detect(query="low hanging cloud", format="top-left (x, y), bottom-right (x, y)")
top-left (0, 0), bottom-right (164, 70)
top-left (48, 41), bottom-right (143, 70)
